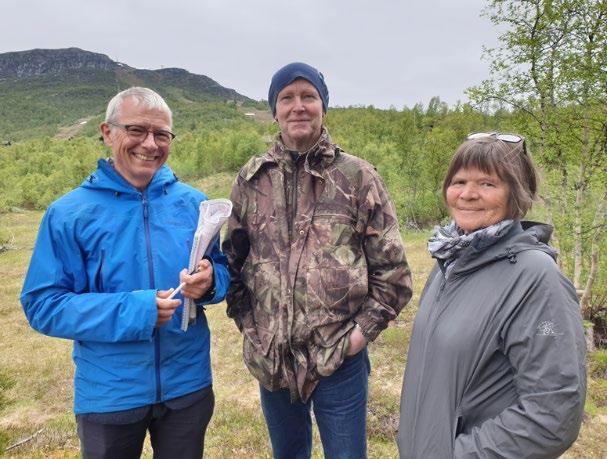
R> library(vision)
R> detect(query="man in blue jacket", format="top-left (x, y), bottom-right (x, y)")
top-left (21, 87), bottom-right (229, 459)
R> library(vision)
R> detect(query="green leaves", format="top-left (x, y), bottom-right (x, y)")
top-left (470, 0), bottom-right (607, 322)
top-left (0, 137), bottom-right (100, 211)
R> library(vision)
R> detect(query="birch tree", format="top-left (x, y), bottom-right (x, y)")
top-left (469, 0), bottom-right (607, 314)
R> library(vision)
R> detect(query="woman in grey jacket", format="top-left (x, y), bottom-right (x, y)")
top-left (397, 133), bottom-right (586, 458)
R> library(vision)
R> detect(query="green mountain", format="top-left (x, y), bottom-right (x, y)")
top-left (0, 47), bottom-right (264, 141)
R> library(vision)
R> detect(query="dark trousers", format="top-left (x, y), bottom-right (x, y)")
top-left (77, 389), bottom-right (214, 459)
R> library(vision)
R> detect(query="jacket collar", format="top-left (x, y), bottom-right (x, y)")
top-left (241, 127), bottom-right (339, 181)
top-left (81, 158), bottom-right (178, 195)
top-left (442, 220), bottom-right (557, 276)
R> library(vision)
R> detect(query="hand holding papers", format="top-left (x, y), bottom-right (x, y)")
top-left (169, 198), bottom-right (232, 331)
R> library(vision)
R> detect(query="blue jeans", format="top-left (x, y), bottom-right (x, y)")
top-left (260, 348), bottom-right (371, 459)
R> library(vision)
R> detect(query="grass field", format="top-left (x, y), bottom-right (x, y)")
top-left (0, 173), bottom-right (605, 458)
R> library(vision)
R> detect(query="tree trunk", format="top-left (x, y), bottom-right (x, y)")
top-left (573, 162), bottom-right (586, 289)
top-left (542, 194), bottom-right (563, 270)
top-left (580, 192), bottom-right (607, 313)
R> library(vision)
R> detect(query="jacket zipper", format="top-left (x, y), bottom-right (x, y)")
top-left (289, 162), bottom-right (298, 242)
top-left (99, 250), bottom-right (105, 291)
top-left (411, 272), bottom-right (449, 439)
top-left (435, 277), bottom-right (447, 303)
top-left (142, 192), bottom-right (161, 402)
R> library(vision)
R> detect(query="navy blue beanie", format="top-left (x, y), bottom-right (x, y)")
top-left (268, 62), bottom-right (329, 116)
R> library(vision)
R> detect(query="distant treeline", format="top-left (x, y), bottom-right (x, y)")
top-left (1, 98), bottom-right (606, 342)
top-left (0, 98), bottom-right (514, 228)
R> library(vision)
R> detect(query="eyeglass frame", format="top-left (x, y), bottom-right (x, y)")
top-left (108, 122), bottom-right (176, 145)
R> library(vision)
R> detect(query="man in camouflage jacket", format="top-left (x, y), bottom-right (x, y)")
top-left (224, 62), bottom-right (412, 459)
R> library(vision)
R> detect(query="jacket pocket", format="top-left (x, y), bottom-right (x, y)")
top-left (243, 326), bottom-right (277, 385)
top-left (453, 412), bottom-right (464, 445)
top-left (310, 214), bottom-right (358, 249)
top-left (243, 322), bottom-right (275, 357)
top-left (306, 213), bottom-right (367, 318)
top-left (306, 264), bottom-right (368, 322)
top-left (240, 257), bottom-right (278, 357)
top-left (92, 250), bottom-right (106, 292)
top-left (243, 259), bottom-right (280, 315)
top-left (312, 319), bottom-right (354, 348)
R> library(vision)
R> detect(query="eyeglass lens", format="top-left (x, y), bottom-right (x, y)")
top-left (125, 125), bottom-right (173, 145)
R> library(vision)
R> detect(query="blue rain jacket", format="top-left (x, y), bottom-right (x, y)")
top-left (21, 159), bottom-right (229, 414)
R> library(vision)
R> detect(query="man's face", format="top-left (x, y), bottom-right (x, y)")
top-left (100, 97), bottom-right (172, 190)
top-left (275, 79), bottom-right (324, 152)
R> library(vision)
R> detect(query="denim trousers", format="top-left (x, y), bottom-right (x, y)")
top-left (260, 348), bottom-right (371, 459)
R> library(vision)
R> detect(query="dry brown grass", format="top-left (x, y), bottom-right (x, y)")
top-left (0, 209), bottom-right (605, 458)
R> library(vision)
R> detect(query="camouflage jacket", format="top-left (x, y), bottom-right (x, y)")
top-left (224, 129), bottom-right (412, 402)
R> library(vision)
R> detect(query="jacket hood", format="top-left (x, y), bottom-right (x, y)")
top-left (449, 220), bottom-right (557, 276)
top-left (80, 159), bottom-right (178, 195)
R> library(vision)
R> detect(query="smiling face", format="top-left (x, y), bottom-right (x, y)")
top-left (275, 78), bottom-right (324, 152)
top-left (100, 97), bottom-right (172, 190)
top-left (446, 167), bottom-right (511, 233)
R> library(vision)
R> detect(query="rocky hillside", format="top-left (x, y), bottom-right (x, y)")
top-left (0, 48), bottom-right (117, 77)
top-left (0, 48), bottom-right (259, 140)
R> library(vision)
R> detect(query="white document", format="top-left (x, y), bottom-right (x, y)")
top-left (169, 198), bottom-right (232, 331)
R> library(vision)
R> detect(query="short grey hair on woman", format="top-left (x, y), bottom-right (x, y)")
top-left (105, 87), bottom-right (172, 126)
top-left (442, 135), bottom-right (538, 220)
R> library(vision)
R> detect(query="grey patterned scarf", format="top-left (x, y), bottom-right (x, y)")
top-left (428, 219), bottom-right (514, 278)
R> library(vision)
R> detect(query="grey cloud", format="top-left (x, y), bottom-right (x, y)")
top-left (0, 0), bottom-right (498, 108)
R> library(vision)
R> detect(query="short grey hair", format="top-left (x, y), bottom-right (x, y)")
top-left (105, 87), bottom-right (172, 126)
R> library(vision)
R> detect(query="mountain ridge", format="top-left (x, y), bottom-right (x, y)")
top-left (0, 48), bottom-right (119, 78)
top-left (0, 47), bottom-right (247, 101)
top-left (0, 47), bottom-right (262, 140)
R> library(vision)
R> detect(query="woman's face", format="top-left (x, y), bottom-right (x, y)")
top-left (446, 167), bottom-right (510, 233)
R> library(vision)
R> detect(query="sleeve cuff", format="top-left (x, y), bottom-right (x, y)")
top-left (353, 315), bottom-right (382, 342)
top-left (133, 289), bottom-right (158, 338)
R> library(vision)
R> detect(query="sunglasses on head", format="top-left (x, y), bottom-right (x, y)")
top-left (467, 132), bottom-right (524, 143)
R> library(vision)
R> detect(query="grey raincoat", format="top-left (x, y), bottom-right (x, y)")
top-left (397, 221), bottom-right (586, 458)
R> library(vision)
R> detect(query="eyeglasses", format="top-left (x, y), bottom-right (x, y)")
top-left (109, 122), bottom-right (176, 146)
top-left (467, 132), bottom-right (523, 143)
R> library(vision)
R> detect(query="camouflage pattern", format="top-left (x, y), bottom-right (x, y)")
top-left (224, 129), bottom-right (412, 402)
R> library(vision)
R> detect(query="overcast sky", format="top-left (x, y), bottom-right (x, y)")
top-left (1, 0), bottom-right (500, 109)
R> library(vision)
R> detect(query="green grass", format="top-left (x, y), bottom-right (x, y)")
top-left (0, 176), bottom-right (606, 458)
